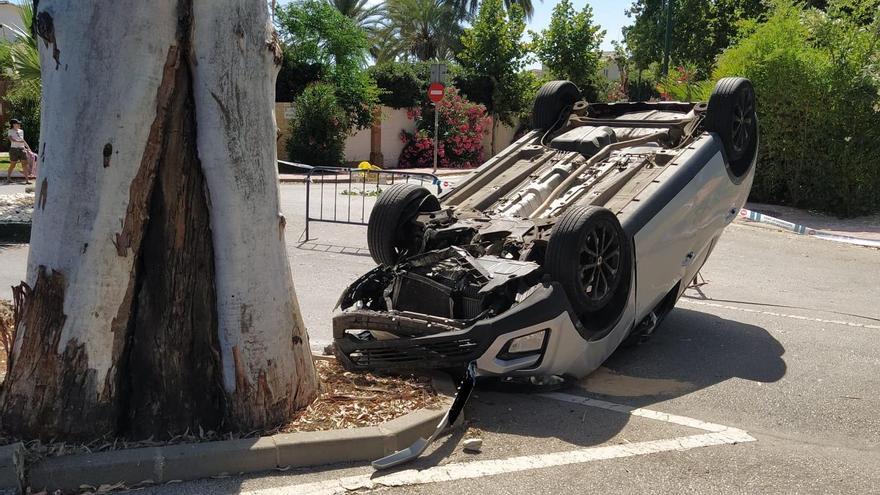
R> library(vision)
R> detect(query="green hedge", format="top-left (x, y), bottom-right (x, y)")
top-left (713, 4), bottom-right (880, 217)
top-left (286, 83), bottom-right (347, 167)
top-left (368, 61), bottom-right (430, 109)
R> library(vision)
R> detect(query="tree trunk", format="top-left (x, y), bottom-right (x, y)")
top-left (369, 106), bottom-right (383, 166)
top-left (491, 117), bottom-right (498, 157)
top-left (0, 0), bottom-right (318, 441)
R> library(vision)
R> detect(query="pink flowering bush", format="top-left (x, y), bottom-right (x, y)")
top-left (398, 87), bottom-right (491, 169)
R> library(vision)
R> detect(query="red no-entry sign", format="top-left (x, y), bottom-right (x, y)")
top-left (428, 82), bottom-right (445, 103)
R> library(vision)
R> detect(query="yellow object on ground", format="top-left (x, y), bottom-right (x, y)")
top-left (355, 161), bottom-right (383, 182)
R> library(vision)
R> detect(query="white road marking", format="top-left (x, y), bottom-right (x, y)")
top-left (240, 394), bottom-right (755, 495)
top-left (537, 392), bottom-right (746, 434)
top-left (680, 298), bottom-right (880, 330)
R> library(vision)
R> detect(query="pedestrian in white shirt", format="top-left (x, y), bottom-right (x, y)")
top-left (7, 119), bottom-right (32, 185)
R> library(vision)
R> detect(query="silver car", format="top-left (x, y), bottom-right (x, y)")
top-left (333, 77), bottom-right (758, 381)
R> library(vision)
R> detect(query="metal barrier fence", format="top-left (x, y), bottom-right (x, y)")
top-left (301, 166), bottom-right (441, 242)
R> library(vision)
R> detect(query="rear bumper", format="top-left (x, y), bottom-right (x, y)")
top-left (333, 282), bottom-right (587, 375)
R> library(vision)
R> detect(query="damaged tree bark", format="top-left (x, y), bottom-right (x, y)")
top-left (0, 0), bottom-right (318, 441)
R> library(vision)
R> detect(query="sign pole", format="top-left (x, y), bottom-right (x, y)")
top-left (433, 103), bottom-right (439, 174)
top-left (428, 62), bottom-right (446, 174)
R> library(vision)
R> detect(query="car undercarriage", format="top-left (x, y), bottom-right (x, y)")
top-left (334, 77), bottom-right (759, 469)
top-left (334, 77), bottom-right (757, 378)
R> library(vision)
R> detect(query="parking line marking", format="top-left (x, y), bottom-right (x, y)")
top-left (537, 392), bottom-right (748, 434)
top-left (680, 298), bottom-right (880, 330)
top-left (240, 396), bottom-right (754, 495)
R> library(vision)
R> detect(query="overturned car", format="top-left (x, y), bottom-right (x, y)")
top-left (333, 77), bottom-right (758, 381)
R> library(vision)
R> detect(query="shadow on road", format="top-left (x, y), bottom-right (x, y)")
top-left (461, 307), bottom-right (786, 449)
top-left (295, 241), bottom-right (372, 257)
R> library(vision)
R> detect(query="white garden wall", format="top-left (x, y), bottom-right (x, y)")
top-left (275, 103), bottom-right (517, 168)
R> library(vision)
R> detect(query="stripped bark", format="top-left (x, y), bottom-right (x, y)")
top-left (0, 268), bottom-right (111, 437)
top-left (0, 0), bottom-right (317, 441)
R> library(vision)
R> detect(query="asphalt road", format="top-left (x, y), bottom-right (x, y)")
top-left (2, 182), bottom-right (879, 494)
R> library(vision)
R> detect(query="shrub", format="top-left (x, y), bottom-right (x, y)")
top-left (286, 83), bottom-right (347, 167)
top-left (398, 87), bottom-right (491, 169)
top-left (3, 84), bottom-right (41, 152)
top-left (713, 2), bottom-right (880, 216)
top-left (369, 61), bottom-right (430, 109)
top-left (656, 63), bottom-right (712, 101)
top-left (274, 0), bottom-right (378, 129)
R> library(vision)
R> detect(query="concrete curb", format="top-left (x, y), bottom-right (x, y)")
top-left (0, 222), bottom-right (31, 244)
top-left (0, 443), bottom-right (24, 493)
top-left (13, 373), bottom-right (456, 493)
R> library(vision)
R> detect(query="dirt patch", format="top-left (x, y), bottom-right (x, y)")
top-left (282, 359), bottom-right (442, 432)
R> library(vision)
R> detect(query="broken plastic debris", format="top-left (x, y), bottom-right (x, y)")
top-left (462, 438), bottom-right (482, 453)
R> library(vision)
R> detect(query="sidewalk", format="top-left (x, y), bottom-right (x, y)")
top-left (745, 202), bottom-right (880, 242)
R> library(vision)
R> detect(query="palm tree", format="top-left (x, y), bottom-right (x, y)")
top-left (325, 0), bottom-right (385, 32)
top-left (447, 0), bottom-right (537, 20)
top-left (0, 2), bottom-right (39, 91)
top-left (383, 0), bottom-right (463, 61)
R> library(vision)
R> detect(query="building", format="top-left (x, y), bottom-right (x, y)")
top-left (600, 51), bottom-right (621, 82)
top-left (0, 1), bottom-right (24, 42)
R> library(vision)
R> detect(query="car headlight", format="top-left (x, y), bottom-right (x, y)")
top-left (498, 330), bottom-right (548, 360)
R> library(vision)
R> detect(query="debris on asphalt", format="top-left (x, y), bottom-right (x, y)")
top-left (462, 438), bottom-right (483, 453)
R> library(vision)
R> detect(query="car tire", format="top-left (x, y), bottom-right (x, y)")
top-left (532, 80), bottom-right (581, 132)
top-left (368, 183), bottom-right (441, 266)
top-left (545, 206), bottom-right (633, 322)
top-left (704, 77), bottom-right (757, 176)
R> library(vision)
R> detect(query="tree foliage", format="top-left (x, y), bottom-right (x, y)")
top-left (713, 0), bottom-right (880, 216)
top-left (275, 0), bottom-right (377, 129)
top-left (530, 0), bottom-right (606, 101)
top-left (380, 0), bottom-right (463, 61)
top-left (323, 0), bottom-right (385, 32)
top-left (623, 0), bottom-right (767, 76)
top-left (1, 1), bottom-right (40, 149)
top-left (457, 0), bottom-right (531, 126)
top-left (287, 83), bottom-right (348, 166)
top-left (368, 61), bottom-right (431, 108)
top-left (448, 0), bottom-right (538, 21)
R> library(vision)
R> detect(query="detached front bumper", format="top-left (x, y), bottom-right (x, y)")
top-left (333, 282), bottom-right (589, 376)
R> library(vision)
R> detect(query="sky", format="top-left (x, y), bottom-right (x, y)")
top-left (528, 0), bottom-right (630, 51)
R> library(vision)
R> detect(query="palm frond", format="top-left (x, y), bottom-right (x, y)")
top-left (0, 1), bottom-right (40, 85)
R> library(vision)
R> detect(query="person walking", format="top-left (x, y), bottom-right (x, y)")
top-left (7, 119), bottom-right (32, 185)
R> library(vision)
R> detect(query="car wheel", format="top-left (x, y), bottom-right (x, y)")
top-left (532, 80), bottom-right (581, 132)
top-left (704, 77), bottom-right (757, 176)
top-left (546, 206), bottom-right (633, 320)
top-left (367, 183), bottom-right (441, 266)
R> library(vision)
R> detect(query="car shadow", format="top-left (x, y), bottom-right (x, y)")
top-left (295, 240), bottom-right (372, 257)
top-left (459, 307), bottom-right (786, 450)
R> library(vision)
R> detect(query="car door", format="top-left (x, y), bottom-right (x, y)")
top-left (620, 134), bottom-right (753, 321)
